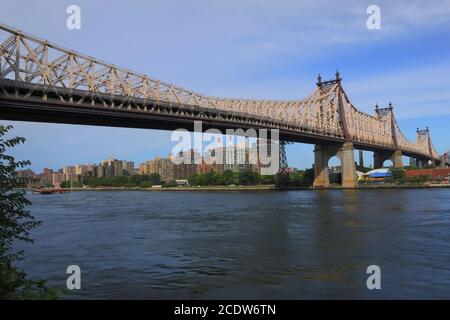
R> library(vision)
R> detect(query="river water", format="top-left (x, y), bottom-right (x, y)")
top-left (16, 189), bottom-right (450, 299)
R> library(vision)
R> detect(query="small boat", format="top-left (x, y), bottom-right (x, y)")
top-left (33, 188), bottom-right (55, 194)
top-left (33, 188), bottom-right (70, 194)
top-left (38, 189), bottom-right (56, 194)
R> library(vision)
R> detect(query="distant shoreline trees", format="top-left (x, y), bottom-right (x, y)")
top-left (61, 168), bottom-right (315, 188)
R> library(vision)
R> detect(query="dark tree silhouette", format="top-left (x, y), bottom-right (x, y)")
top-left (0, 125), bottom-right (55, 299)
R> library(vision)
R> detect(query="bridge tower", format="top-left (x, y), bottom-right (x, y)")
top-left (413, 127), bottom-right (434, 167)
top-left (313, 71), bottom-right (357, 188)
top-left (373, 102), bottom-right (403, 169)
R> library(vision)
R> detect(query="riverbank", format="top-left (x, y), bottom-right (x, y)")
top-left (20, 183), bottom-right (450, 192)
top-left (22, 185), bottom-right (281, 192)
top-left (356, 183), bottom-right (450, 189)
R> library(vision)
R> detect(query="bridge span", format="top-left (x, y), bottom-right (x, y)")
top-left (0, 23), bottom-right (441, 188)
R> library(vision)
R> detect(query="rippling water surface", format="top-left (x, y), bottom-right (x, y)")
top-left (16, 189), bottom-right (450, 299)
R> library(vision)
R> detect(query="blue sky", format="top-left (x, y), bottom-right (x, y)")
top-left (1, 0), bottom-right (450, 171)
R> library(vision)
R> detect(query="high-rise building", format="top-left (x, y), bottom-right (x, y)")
top-left (96, 164), bottom-right (105, 177)
top-left (16, 169), bottom-right (36, 179)
top-left (63, 166), bottom-right (78, 183)
top-left (76, 164), bottom-right (96, 177)
top-left (138, 162), bottom-right (148, 175)
top-left (52, 169), bottom-right (65, 187)
top-left (162, 156), bottom-right (174, 182)
top-left (138, 155), bottom-right (174, 182)
top-left (16, 169), bottom-right (37, 187)
top-left (40, 168), bottom-right (53, 185)
top-left (203, 148), bottom-right (224, 174)
top-left (122, 160), bottom-right (134, 176)
top-left (172, 149), bottom-right (201, 180)
top-left (101, 158), bottom-right (124, 176)
top-left (204, 140), bottom-right (258, 174)
top-left (196, 162), bottom-right (214, 174)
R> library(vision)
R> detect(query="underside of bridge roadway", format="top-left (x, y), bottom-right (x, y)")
top-left (0, 95), bottom-right (435, 158)
top-left (0, 94), bottom-right (348, 146)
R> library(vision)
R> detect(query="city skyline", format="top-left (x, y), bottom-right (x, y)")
top-left (6, 118), bottom-right (449, 173)
top-left (19, 142), bottom-right (265, 187)
top-left (18, 137), bottom-right (262, 172)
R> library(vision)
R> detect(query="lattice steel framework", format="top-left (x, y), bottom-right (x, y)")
top-left (279, 141), bottom-right (289, 175)
top-left (0, 23), bottom-right (440, 160)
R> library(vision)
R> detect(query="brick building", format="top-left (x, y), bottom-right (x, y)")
top-left (405, 168), bottom-right (450, 179)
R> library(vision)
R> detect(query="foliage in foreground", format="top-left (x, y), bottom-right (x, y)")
top-left (0, 125), bottom-right (58, 299)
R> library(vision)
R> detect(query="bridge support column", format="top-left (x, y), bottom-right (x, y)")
top-left (313, 145), bottom-right (331, 188)
top-left (373, 152), bottom-right (384, 169)
top-left (416, 159), bottom-right (425, 168)
top-left (313, 142), bottom-right (357, 188)
top-left (392, 150), bottom-right (403, 168)
top-left (374, 150), bottom-right (403, 169)
top-left (340, 143), bottom-right (358, 188)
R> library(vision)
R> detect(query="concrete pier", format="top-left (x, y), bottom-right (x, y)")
top-left (313, 142), bottom-right (357, 188)
top-left (373, 150), bottom-right (403, 169)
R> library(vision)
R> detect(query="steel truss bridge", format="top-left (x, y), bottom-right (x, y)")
top-left (0, 23), bottom-right (441, 187)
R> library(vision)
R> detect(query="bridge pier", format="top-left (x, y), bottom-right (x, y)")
top-left (435, 160), bottom-right (443, 168)
top-left (313, 145), bottom-right (333, 188)
top-left (392, 150), bottom-right (403, 168)
top-left (373, 150), bottom-right (403, 169)
top-left (373, 152), bottom-right (384, 169)
top-left (413, 158), bottom-right (428, 168)
top-left (313, 142), bottom-right (357, 188)
top-left (417, 159), bottom-right (423, 168)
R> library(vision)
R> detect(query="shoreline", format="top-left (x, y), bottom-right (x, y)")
top-left (56, 185), bottom-right (280, 192)
top-left (20, 183), bottom-right (450, 192)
